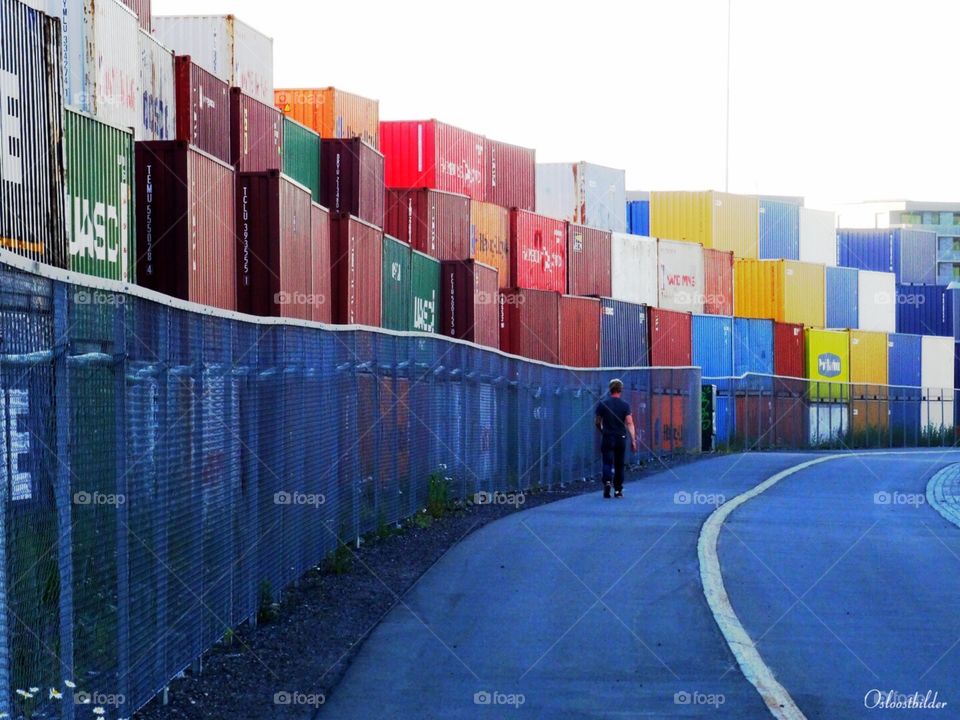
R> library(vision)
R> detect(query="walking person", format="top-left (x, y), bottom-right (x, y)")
top-left (595, 379), bottom-right (638, 499)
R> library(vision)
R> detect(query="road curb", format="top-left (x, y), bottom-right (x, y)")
top-left (926, 463), bottom-right (960, 528)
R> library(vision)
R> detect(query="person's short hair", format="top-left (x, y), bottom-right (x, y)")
top-left (609, 378), bottom-right (624, 393)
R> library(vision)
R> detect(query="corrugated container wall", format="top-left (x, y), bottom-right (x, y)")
top-left (805, 329), bottom-right (850, 400)
top-left (440, 260), bottom-right (499, 349)
top-left (734, 259), bottom-right (825, 328)
top-left (331, 215), bottom-right (383, 326)
top-left (773, 322), bottom-right (805, 378)
top-left (535, 162), bottom-right (626, 232)
top-left (499, 289), bottom-right (559, 364)
top-left (895, 285), bottom-right (956, 338)
top-left (485, 137), bottom-right (535, 211)
top-left (650, 191), bottom-right (759, 258)
top-left (626, 200), bottom-right (649, 236)
top-left (174, 56), bottom-right (231, 163)
top-left (658, 239), bottom-right (705, 314)
top-left (509, 210), bottom-right (566, 293)
top-left (0, 0), bottom-right (66, 267)
top-left (381, 235), bottom-right (411, 331)
top-left (888, 333), bottom-right (922, 442)
top-left (837, 228), bottom-right (938, 284)
top-left (825, 266), bottom-right (859, 329)
top-left (91, 0), bottom-right (138, 128)
top-left (611, 233), bottom-right (658, 307)
top-left (135, 142), bottom-right (236, 310)
top-left (849, 330), bottom-right (889, 385)
top-left (648, 308), bottom-right (692, 366)
top-left (137, 29), bottom-right (176, 140)
top-left (153, 15), bottom-right (274, 104)
top-left (558, 296), bottom-right (600, 368)
top-left (320, 139), bottom-right (385, 228)
top-left (733, 318), bottom-right (774, 377)
top-left (703, 248), bottom-right (734, 316)
top-left (383, 188), bottom-right (471, 260)
top-left (121, 0), bottom-right (150, 29)
top-left (888, 334), bottom-right (922, 387)
top-left (311, 203), bottom-right (332, 323)
top-left (798, 207), bottom-right (837, 266)
top-left (920, 336), bottom-right (955, 430)
top-left (64, 109), bottom-right (135, 281)
top-left (380, 120), bottom-right (485, 200)
top-left (567, 224), bottom-right (611, 297)
top-left (600, 299), bottom-right (649, 367)
top-left (275, 87), bottom-right (379, 148)
top-left (857, 270), bottom-right (896, 333)
top-left (470, 201), bottom-right (510, 287)
top-left (759, 199), bottom-right (799, 260)
top-left (693, 315), bottom-right (734, 379)
top-left (849, 329), bottom-right (889, 436)
top-left (411, 250), bottom-right (440, 333)
top-left (282, 118), bottom-right (320, 202)
top-left (230, 89), bottom-right (283, 173)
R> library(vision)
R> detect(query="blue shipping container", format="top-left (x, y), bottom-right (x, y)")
top-left (837, 229), bottom-right (937, 284)
top-left (733, 318), bottom-right (774, 377)
top-left (895, 284), bottom-right (957, 339)
top-left (759, 200), bottom-right (800, 260)
top-left (825, 266), bottom-right (859, 329)
top-left (888, 333), bottom-right (922, 444)
top-left (626, 201), bottom-right (650, 237)
top-left (692, 314), bottom-right (734, 379)
top-left (600, 298), bottom-right (649, 367)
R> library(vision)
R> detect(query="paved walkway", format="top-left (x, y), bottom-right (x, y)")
top-left (927, 462), bottom-right (960, 528)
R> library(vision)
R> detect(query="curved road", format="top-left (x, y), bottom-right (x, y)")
top-left (319, 451), bottom-right (960, 719)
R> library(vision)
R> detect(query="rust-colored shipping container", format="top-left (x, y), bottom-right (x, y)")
top-left (566, 224), bottom-right (612, 297)
top-left (735, 384), bottom-right (806, 449)
top-left (383, 188), bottom-right (470, 260)
top-left (499, 288), bottom-right (560, 364)
top-left (559, 295), bottom-right (600, 367)
top-left (174, 56), bottom-right (231, 164)
top-left (774, 322), bottom-right (805, 378)
top-left (311, 203), bottom-right (333, 323)
top-left (331, 215), bottom-right (383, 326)
top-left (235, 171), bottom-right (313, 320)
top-left (648, 308), bottom-right (692, 366)
top-left (509, 210), bottom-right (567, 293)
top-left (122, 0), bottom-right (151, 30)
top-left (485, 137), bottom-right (535, 211)
top-left (274, 87), bottom-right (379, 148)
top-left (230, 88), bottom-right (284, 173)
top-left (320, 139), bottom-right (385, 228)
top-left (135, 141), bottom-right (236, 310)
top-left (703, 248), bottom-right (734, 316)
top-left (440, 260), bottom-right (499, 349)
top-left (470, 201), bottom-right (510, 288)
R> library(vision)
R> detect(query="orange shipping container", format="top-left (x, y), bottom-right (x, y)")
top-left (734, 259), bottom-right (825, 328)
top-left (274, 87), bottom-right (379, 148)
top-left (470, 201), bottom-right (510, 288)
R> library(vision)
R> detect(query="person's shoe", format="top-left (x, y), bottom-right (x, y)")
top-left (615, 490), bottom-right (624, 499)
top-left (603, 483), bottom-right (612, 499)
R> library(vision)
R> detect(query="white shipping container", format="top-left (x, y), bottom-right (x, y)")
top-left (857, 270), bottom-right (896, 333)
top-left (808, 404), bottom-right (849, 445)
top-left (137, 29), bottom-right (177, 140)
top-left (799, 207), bottom-right (837, 267)
top-left (611, 233), bottom-right (658, 307)
top-left (921, 336), bottom-right (955, 431)
top-left (152, 15), bottom-right (274, 104)
top-left (536, 162), bottom-right (626, 232)
top-left (657, 239), bottom-right (705, 313)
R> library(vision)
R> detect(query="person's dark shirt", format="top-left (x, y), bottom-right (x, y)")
top-left (596, 396), bottom-right (631, 438)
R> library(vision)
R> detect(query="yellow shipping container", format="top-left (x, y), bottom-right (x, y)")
top-left (274, 87), bottom-right (380, 149)
top-left (470, 201), bottom-right (510, 289)
top-left (805, 328), bottom-right (850, 401)
top-left (849, 330), bottom-right (889, 438)
top-left (734, 259), bottom-right (825, 328)
top-left (650, 190), bottom-right (759, 258)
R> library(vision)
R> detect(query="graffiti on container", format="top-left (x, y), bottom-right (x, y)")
top-left (664, 273), bottom-right (697, 288)
top-left (413, 291), bottom-right (437, 332)
top-left (99, 66), bottom-right (137, 112)
top-left (1, 389), bottom-right (32, 501)
top-left (142, 90), bottom-right (172, 139)
top-left (818, 353), bottom-right (842, 378)
top-left (68, 155), bottom-right (130, 272)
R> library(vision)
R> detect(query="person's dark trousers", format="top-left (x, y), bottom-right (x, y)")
top-left (601, 434), bottom-right (627, 493)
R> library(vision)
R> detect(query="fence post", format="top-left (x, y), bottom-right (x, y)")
top-left (114, 291), bottom-right (130, 710)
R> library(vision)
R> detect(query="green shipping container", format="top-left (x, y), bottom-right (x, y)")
top-left (382, 235), bottom-right (411, 331)
top-left (282, 117), bottom-right (321, 202)
top-left (64, 108), bottom-right (136, 281)
top-left (411, 249), bottom-right (440, 333)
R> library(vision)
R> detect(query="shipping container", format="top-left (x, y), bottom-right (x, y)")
top-left (411, 250), bottom-right (440, 333)
top-left (808, 404), bottom-right (849, 445)
top-left (282, 118), bottom-right (320, 202)
top-left (558, 295), bottom-right (600, 368)
top-left (566, 224), bottom-right (611, 297)
top-left (230, 88), bottom-right (283, 173)
top-left (331, 215), bottom-right (383, 326)
top-left (921, 336), bottom-right (955, 432)
top-left (499, 288), bottom-right (559, 363)
top-left (798, 207), bottom-right (836, 266)
top-left (440, 260), bottom-right (499, 348)
top-left (648, 308), bottom-right (692, 366)
top-left (137, 29), bottom-right (176, 140)
top-left (509, 210), bottom-right (566, 293)
top-left (310, 203), bottom-right (332, 323)
top-left (773, 322), bottom-right (805, 378)
top-left (692, 314), bottom-right (734, 379)
top-left (154, 15), bottom-right (274, 104)
top-left (626, 200), bottom-right (650, 236)
top-left (381, 235), bottom-right (411, 331)
top-left (121, 0), bottom-right (149, 29)
top-left (64, 108), bottom-right (135, 281)
top-left (805, 329), bottom-right (850, 401)
top-left (599, 299), bottom-right (649, 367)
top-left (849, 329), bottom-right (889, 436)
top-left (320, 138), bottom-right (385, 227)
top-left (837, 228), bottom-right (938, 285)
top-left (174, 56), bottom-right (231, 163)
top-left (485, 137), bottom-right (535, 211)
top-left (734, 259), bottom-right (825, 328)
top-left (649, 191), bottom-right (759, 258)
top-left (0, 0), bottom-right (66, 267)
top-left (887, 333), bottom-right (922, 444)
top-left (895, 284), bottom-right (957, 338)
top-left (759, 199), bottom-right (800, 260)
top-left (825, 266), bottom-right (859, 329)
top-left (135, 141), bottom-right (236, 310)
top-left (380, 120), bottom-right (485, 199)
top-left (535, 162), bottom-right (626, 232)
top-left (384, 188), bottom-right (471, 260)
top-left (888, 334), bottom-right (922, 387)
top-left (658, 239), bottom-right (705, 313)
top-left (275, 87), bottom-right (379, 148)
top-left (733, 318), bottom-right (774, 377)
top-left (857, 270), bottom-right (896, 333)
top-left (470, 200), bottom-right (510, 287)
top-left (703, 248), bottom-right (734, 316)
top-left (611, 233), bottom-right (658, 306)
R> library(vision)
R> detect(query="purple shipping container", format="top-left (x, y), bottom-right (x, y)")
top-left (320, 138), bottom-right (385, 228)
top-left (484, 137), bottom-right (535, 211)
top-left (383, 188), bottom-right (471, 260)
top-left (230, 88), bottom-right (284, 173)
top-left (440, 259), bottom-right (499, 349)
top-left (331, 215), bottom-right (383, 326)
top-left (600, 299), bottom-right (649, 367)
top-left (175, 55), bottom-right (231, 164)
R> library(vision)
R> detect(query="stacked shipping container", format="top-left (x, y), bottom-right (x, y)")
top-left (275, 87), bottom-right (379, 148)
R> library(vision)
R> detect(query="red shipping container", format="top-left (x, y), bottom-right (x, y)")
top-left (331, 215), bottom-right (383, 326)
top-left (773, 321), bottom-right (805, 378)
top-left (311, 203), bottom-right (333, 324)
top-left (122, 0), bottom-right (151, 30)
top-left (499, 288), bottom-right (559, 364)
top-left (135, 141), bottom-right (236, 310)
top-left (648, 308), bottom-right (692, 366)
top-left (320, 138), bottom-right (385, 228)
top-left (509, 210), bottom-right (567, 293)
top-left (379, 120), bottom-right (486, 200)
top-left (485, 137), bottom-right (535, 211)
top-left (440, 260), bottom-right (499, 349)
top-left (230, 88), bottom-right (284, 173)
top-left (384, 188), bottom-right (471, 260)
top-left (559, 295), bottom-right (600, 367)
top-left (174, 56), bottom-right (231, 164)
top-left (235, 171), bottom-right (313, 320)
top-left (703, 248), bottom-right (734, 316)
top-left (566, 223), bottom-right (612, 297)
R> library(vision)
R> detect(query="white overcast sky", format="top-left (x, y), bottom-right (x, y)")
top-left (154, 0), bottom-right (958, 207)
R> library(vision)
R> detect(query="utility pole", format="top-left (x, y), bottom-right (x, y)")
top-left (725, 0), bottom-right (731, 193)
